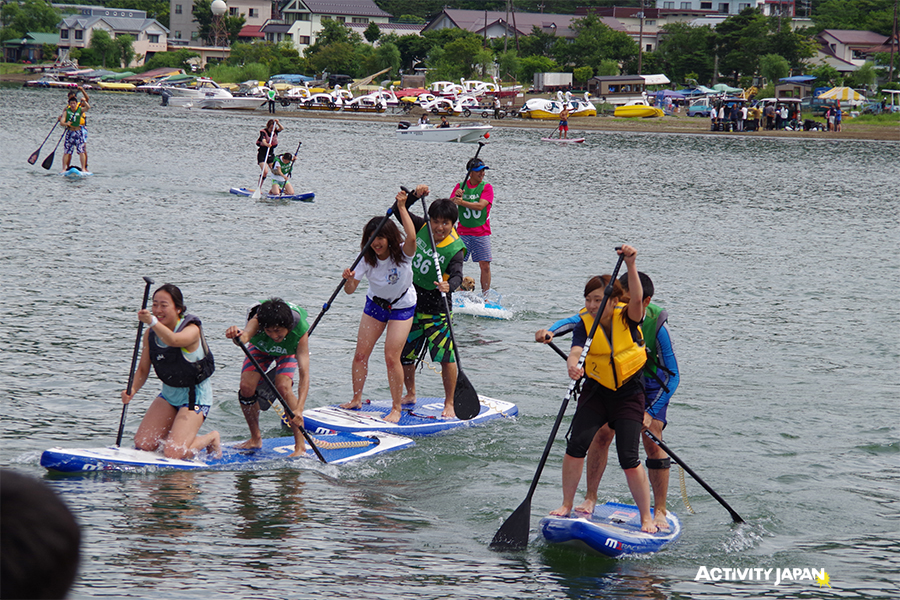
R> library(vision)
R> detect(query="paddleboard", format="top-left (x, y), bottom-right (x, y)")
top-left (540, 501), bottom-right (681, 557)
top-left (60, 167), bottom-right (92, 177)
top-left (229, 187), bottom-right (314, 202)
top-left (541, 137), bottom-right (585, 143)
top-left (40, 430), bottom-right (413, 473)
top-left (452, 290), bottom-right (512, 320)
top-left (304, 395), bottom-right (518, 436)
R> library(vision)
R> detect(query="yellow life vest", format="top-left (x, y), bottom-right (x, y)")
top-left (580, 304), bottom-right (647, 390)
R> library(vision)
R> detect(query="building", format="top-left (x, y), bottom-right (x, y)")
top-left (3, 32), bottom-right (59, 63)
top-left (814, 29), bottom-right (889, 73)
top-left (276, 0), bottom-right (392, 52)
top-left (654, 0), bottom-right (793, 17)
top-left (57, 6), bottom-right (169, 67)
top-left (422, 8), bottom-right (627, 41)
top-left (585, 7), bottom-right (717, 54)
top-left (169, 0), bottom-right (272, 45)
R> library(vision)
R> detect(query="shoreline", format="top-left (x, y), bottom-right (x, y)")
top-left (4, 72), bottom-right (897, 142)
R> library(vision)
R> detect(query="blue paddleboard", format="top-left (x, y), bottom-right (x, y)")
top-left (229, 187), bottom-right (314, 202)
top-left (452, 290), bottom-right (511, 320)
top-left (60, 167), bottom-right (92, 177)
top-left (540, 501), bottom-right (681, 557)
top-left (40, 430), bottom-right (413, 473)
top-left (303, 396), bottom-right (518, 436)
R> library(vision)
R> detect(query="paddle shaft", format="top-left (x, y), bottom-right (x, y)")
top-left (117, 276), bottom-right (154, 447)
top-left (643, 429), bottom-right (744, 523)
top-left (29, 121), bottom-right (59, 164)
top-left (233, 338), bottom-right (327, 463)
top-left (490, 250), bottom-right (625, 550)
top-left (307, 198), bottom-right (415, 336)
top-left (41, 131), bottom-right (66, 170)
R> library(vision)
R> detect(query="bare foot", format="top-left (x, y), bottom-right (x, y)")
top-left (653, 511), bottom-right (670, 531)
top-left (400, 394), bottom-right (417, 405)
top-left (288, 445), bottom-right (307, 458)
top-left (340, 400), bottom-right (362, 410)
top-left (641, 518), bottom-right (659, 533)
top-left (235, 438), bottom-right (262, 450)
top-left (573, 499), bottom-right (596, 515)
top-left (383, 409), bottom-right (402, 423)
top-left (206, 432), bottom-right (222, 458)
top-left (441, 405), bottom-right (456, 419)
top-left (549, 505), bottom-right (572, 517)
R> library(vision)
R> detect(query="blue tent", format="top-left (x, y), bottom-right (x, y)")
top-left (779, 75), bottom-right (817, 84)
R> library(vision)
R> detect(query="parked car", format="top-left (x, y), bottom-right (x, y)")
top-left (800, 96), bottom-right (835, 116)
top-left (687, 102), bottom-right (714, 117)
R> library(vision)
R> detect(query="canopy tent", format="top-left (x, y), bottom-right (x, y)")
top-left (677, 85), bottom-right (715, 97)
top-left (655, 90), bottom-right (685, 101)
top-left (817, 86), bottom-right (867, 104)
top-left (779, 75), bottom-right (817, 84)
top-left (712, 83), bottom-right (743, 93)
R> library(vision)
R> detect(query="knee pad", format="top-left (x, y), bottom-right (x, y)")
top-left (645, 457), bottom-right (671, 470)
top-left (239, 392), bottom-right (259, 406)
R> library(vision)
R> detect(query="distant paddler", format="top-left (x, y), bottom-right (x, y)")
top-left (268, 151), bottom-right (297, 196)
top-left (256, 118), bottom-right (282, 180)
top-left (58, 88), bottom-right (90, 172)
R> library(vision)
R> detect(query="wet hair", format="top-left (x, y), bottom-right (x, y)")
top-left (154, 284), bottom-right (186, 316)
top-left (0, 469), bottom-right (81, 599)
top-left (618, 271), bottom-right (654, 300)
top-left (361, 217), bottom-right (407, 267)
top-left (429, 198), bottom-right (458, 224)
top-left (255, 297), bottom-right (294, 330)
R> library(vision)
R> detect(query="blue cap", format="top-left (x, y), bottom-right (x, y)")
top-left (468, 158), bottom-right (489, 172)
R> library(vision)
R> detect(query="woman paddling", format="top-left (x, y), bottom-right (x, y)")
top-left (256, 118), bottom-right (283, 180)
top-left (340, 191), bottom-right (418, 423)
top-left (121, 284), bottom-right (220, 459)
top-left (551, 246), bottom-right (657, 533)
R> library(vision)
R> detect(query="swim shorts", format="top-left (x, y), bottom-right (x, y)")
top-left (460, 235), bottom-right (492, 263)
top-left (401, 312), bottom-right (456, 365)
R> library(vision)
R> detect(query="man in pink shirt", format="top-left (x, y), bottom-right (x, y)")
top-left (451, 158), bottom-right (494, 295)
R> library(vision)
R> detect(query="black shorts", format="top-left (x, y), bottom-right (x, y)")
top-left (257, 146), bottom-right (277, 164)
top-left (565, 378), bottom-right (645, 469)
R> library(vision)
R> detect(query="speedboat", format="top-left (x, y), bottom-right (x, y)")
top-left (159, 77), bottom-right (230, 98)
top-left (24, 74), bottom-right (79, 89)
top-left (396, 121), bottom-right (492, 143)
top-left (197, 96), bottom-right (266, 110)
top-left (614, 99), bottom-right (665, 118)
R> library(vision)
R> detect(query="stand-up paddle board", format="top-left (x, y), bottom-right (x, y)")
top-left (541, 137), bottom-right (585, 143)
top-left (229, 187), bottom-right (314, 202)
top-left (540, 501), bottom-right (681, 557)
top-left (60, 167), bottom-right (92, 177)
top-left (40, 430), bottom-right (413, 473)
top-left (452, 290), bottom-right (512, 320)
top-left (304, 396), bottom-right (517, 436)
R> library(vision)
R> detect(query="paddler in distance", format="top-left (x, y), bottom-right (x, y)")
top-left (58, 89), bottom-right (90, 172)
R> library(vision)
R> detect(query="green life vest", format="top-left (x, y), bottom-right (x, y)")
top-left (65, 105), bottom-right (84, 129)
top-left (274, 156), bottom-right (292, 178)
top-left (410, 224), bottom-right (467, 290)
top-left (458, 180), bottom-right (488, 229)
top-left (249, 300), bottom-right (309, 356)
top-left (642, 302), bottom-right (667, 375)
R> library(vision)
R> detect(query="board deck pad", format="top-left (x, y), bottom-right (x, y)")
top-left (41, 430), bottom-right (413, 473)
top-left (540, 501), bottom-right (681, 557)
top-left (303, 396), bottom-right (517, 436)
top-left (229, 187), bottom-right (314, 202)
top-left (452, 291), bottom-right (512, 320)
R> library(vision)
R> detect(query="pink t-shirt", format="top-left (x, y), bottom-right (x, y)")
top-left (451, 181), bottom-right (494, 236)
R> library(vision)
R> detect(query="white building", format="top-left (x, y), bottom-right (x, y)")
top-left (57, 5), bottom-right (168, 67)
top-left (276, 0), bottom-right (392, 52)
top-left (169, 0), bottom-right (272, 45)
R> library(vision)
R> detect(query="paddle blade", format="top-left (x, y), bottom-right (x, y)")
top-left (490, 498), bottom-right (531, 551)
top-left (251, 188), bottom-right (261, 200)
top-left (454, 369), bottom-right (480, 420)
top-left (27, 150), bottom-right (40, 165)
top-left (41, 151), bottom-right (55, 170)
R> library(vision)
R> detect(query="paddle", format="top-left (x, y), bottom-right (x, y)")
top-left (306, 194), bottom-right (420, 336)
top-left (233, 337), bottom-right (327, 464)
top-left (490, 249), bottom-right (625, 551)
top-left (252, 126), bottom-right (276, 200)
top-left (41, 131), bottom-right (65, 170)
top-left (642, 430), bottom-right (744, 523)
top-left (117, 276), bottom-right (154, 447)
top-left (28, 122), bottom-right (58, 165)
top-left (415, 189), bottom-right (480, 421)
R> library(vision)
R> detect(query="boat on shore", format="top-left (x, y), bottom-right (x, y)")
top-left (396, 121), bottom-right (492, 143)
top-left (614, 100), bottom-right (665, 118)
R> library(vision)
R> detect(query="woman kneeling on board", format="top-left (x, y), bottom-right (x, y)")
top-left (552, 245), bottom-right (657, 533)
top-left (121, 284), bottom-right (221, 459)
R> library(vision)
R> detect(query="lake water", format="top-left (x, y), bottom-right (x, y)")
top-left (1, 86), bottom-right (898, 599)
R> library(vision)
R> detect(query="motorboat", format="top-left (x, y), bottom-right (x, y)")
top-left (159, 77), bottom-right (230, 98)
top-left (23, 74), bottom-right (80, 89)
top-left (197, 96), bottom-right (266, 110)
top-left (396, 121), bottom-right (492, 143)
top-left (614, 99), bottom-right (665, 118)
top-left (94, 80), bottom-right (136, 92)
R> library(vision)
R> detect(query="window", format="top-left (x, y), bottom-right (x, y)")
top-left (646, 20), bottom-right (655, 25)
top-left (299, 35), bottom-right (310, 44)
top-left (74, 29), bottom-right (83, 40)
top-left (61, 29), bottom-right (69, 39)
top-left (680, 2), bottom-right (690, 8)
top-left (229, 7), bottom-right (238, 16)
top-left (175, 4), bottom-right (182, 14)
top-left (297, 13), bottom-right (310, 20)
top-left (175, 30), bottom-right (181, 39)
top-left (336, 16), bottom-right (345, 23)
top-left (718, 3), bottom-right (729, 11)
top-left (352, 17), bottom-right (368, 24)
top-left (249, 8), bottom-right (258, 18)
top-left (738, 3), bottom-right (750, 8)
top-left (700, 1), bottom-right (712, 9)
top-left (148, 34), bottom-right (159, 43)
top-left (663, 1), bottom-right (674, 7)
top-left (646, 44), bottom-right (652, 52)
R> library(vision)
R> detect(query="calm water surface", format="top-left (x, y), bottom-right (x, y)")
top-left (1, 86), bottom-right (898, 599)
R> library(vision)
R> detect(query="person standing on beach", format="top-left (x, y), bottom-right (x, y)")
top-left (451, 158), bottom-right (494, 296)
top-left (835, 102), bottom-right (842, 132)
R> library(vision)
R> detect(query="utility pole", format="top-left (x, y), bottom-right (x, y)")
top-left (637, 0), bottom-right (645, 75)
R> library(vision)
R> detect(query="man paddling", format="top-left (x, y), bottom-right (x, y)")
top-left (451, 158), bottom-right (494, 296)
top-left (58, 90), bottom-right (90, 172)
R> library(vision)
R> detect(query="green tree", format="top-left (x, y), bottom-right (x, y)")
top-left (759, 53), bottom-right (790, 83)
top-left (573, 65), bottom-right (593, 85)
top-left (389, 33), bottom-right (434, 71)
top-left (90, 28), bottom-right (119, 68)
top-left (596, 58), bottom-right (619, 77)
top-left (846, 61), bottom-right (878, 91)
top-left (517, 25), bottom-right (561, 58)
top-left (375, 41), bottom-right (400, 77)
top-left (0, 0), bottom-right (61, 43)
top-left (715, 7), bottom-right (770, 85)
top-left (116, 33), bottom-right (135, 68)
top-left (496, 49), bottom-right (520, 83)
top-left (810, 63), bottom-right (842, 88)
top-left (562, 13), bottom-right (637, 71)
top-left (517, 55), bottom-right (559, 85)
top-left (364, 21), bottom-right (381, 44)
top-left (655, 22), bottom-right (716, 84)
top-left (813, 0), bottom-right (894, 36)
top-left (141, 48), bottom-right (199, 72)
top-left (193, 0), bottom-right (244, 46)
